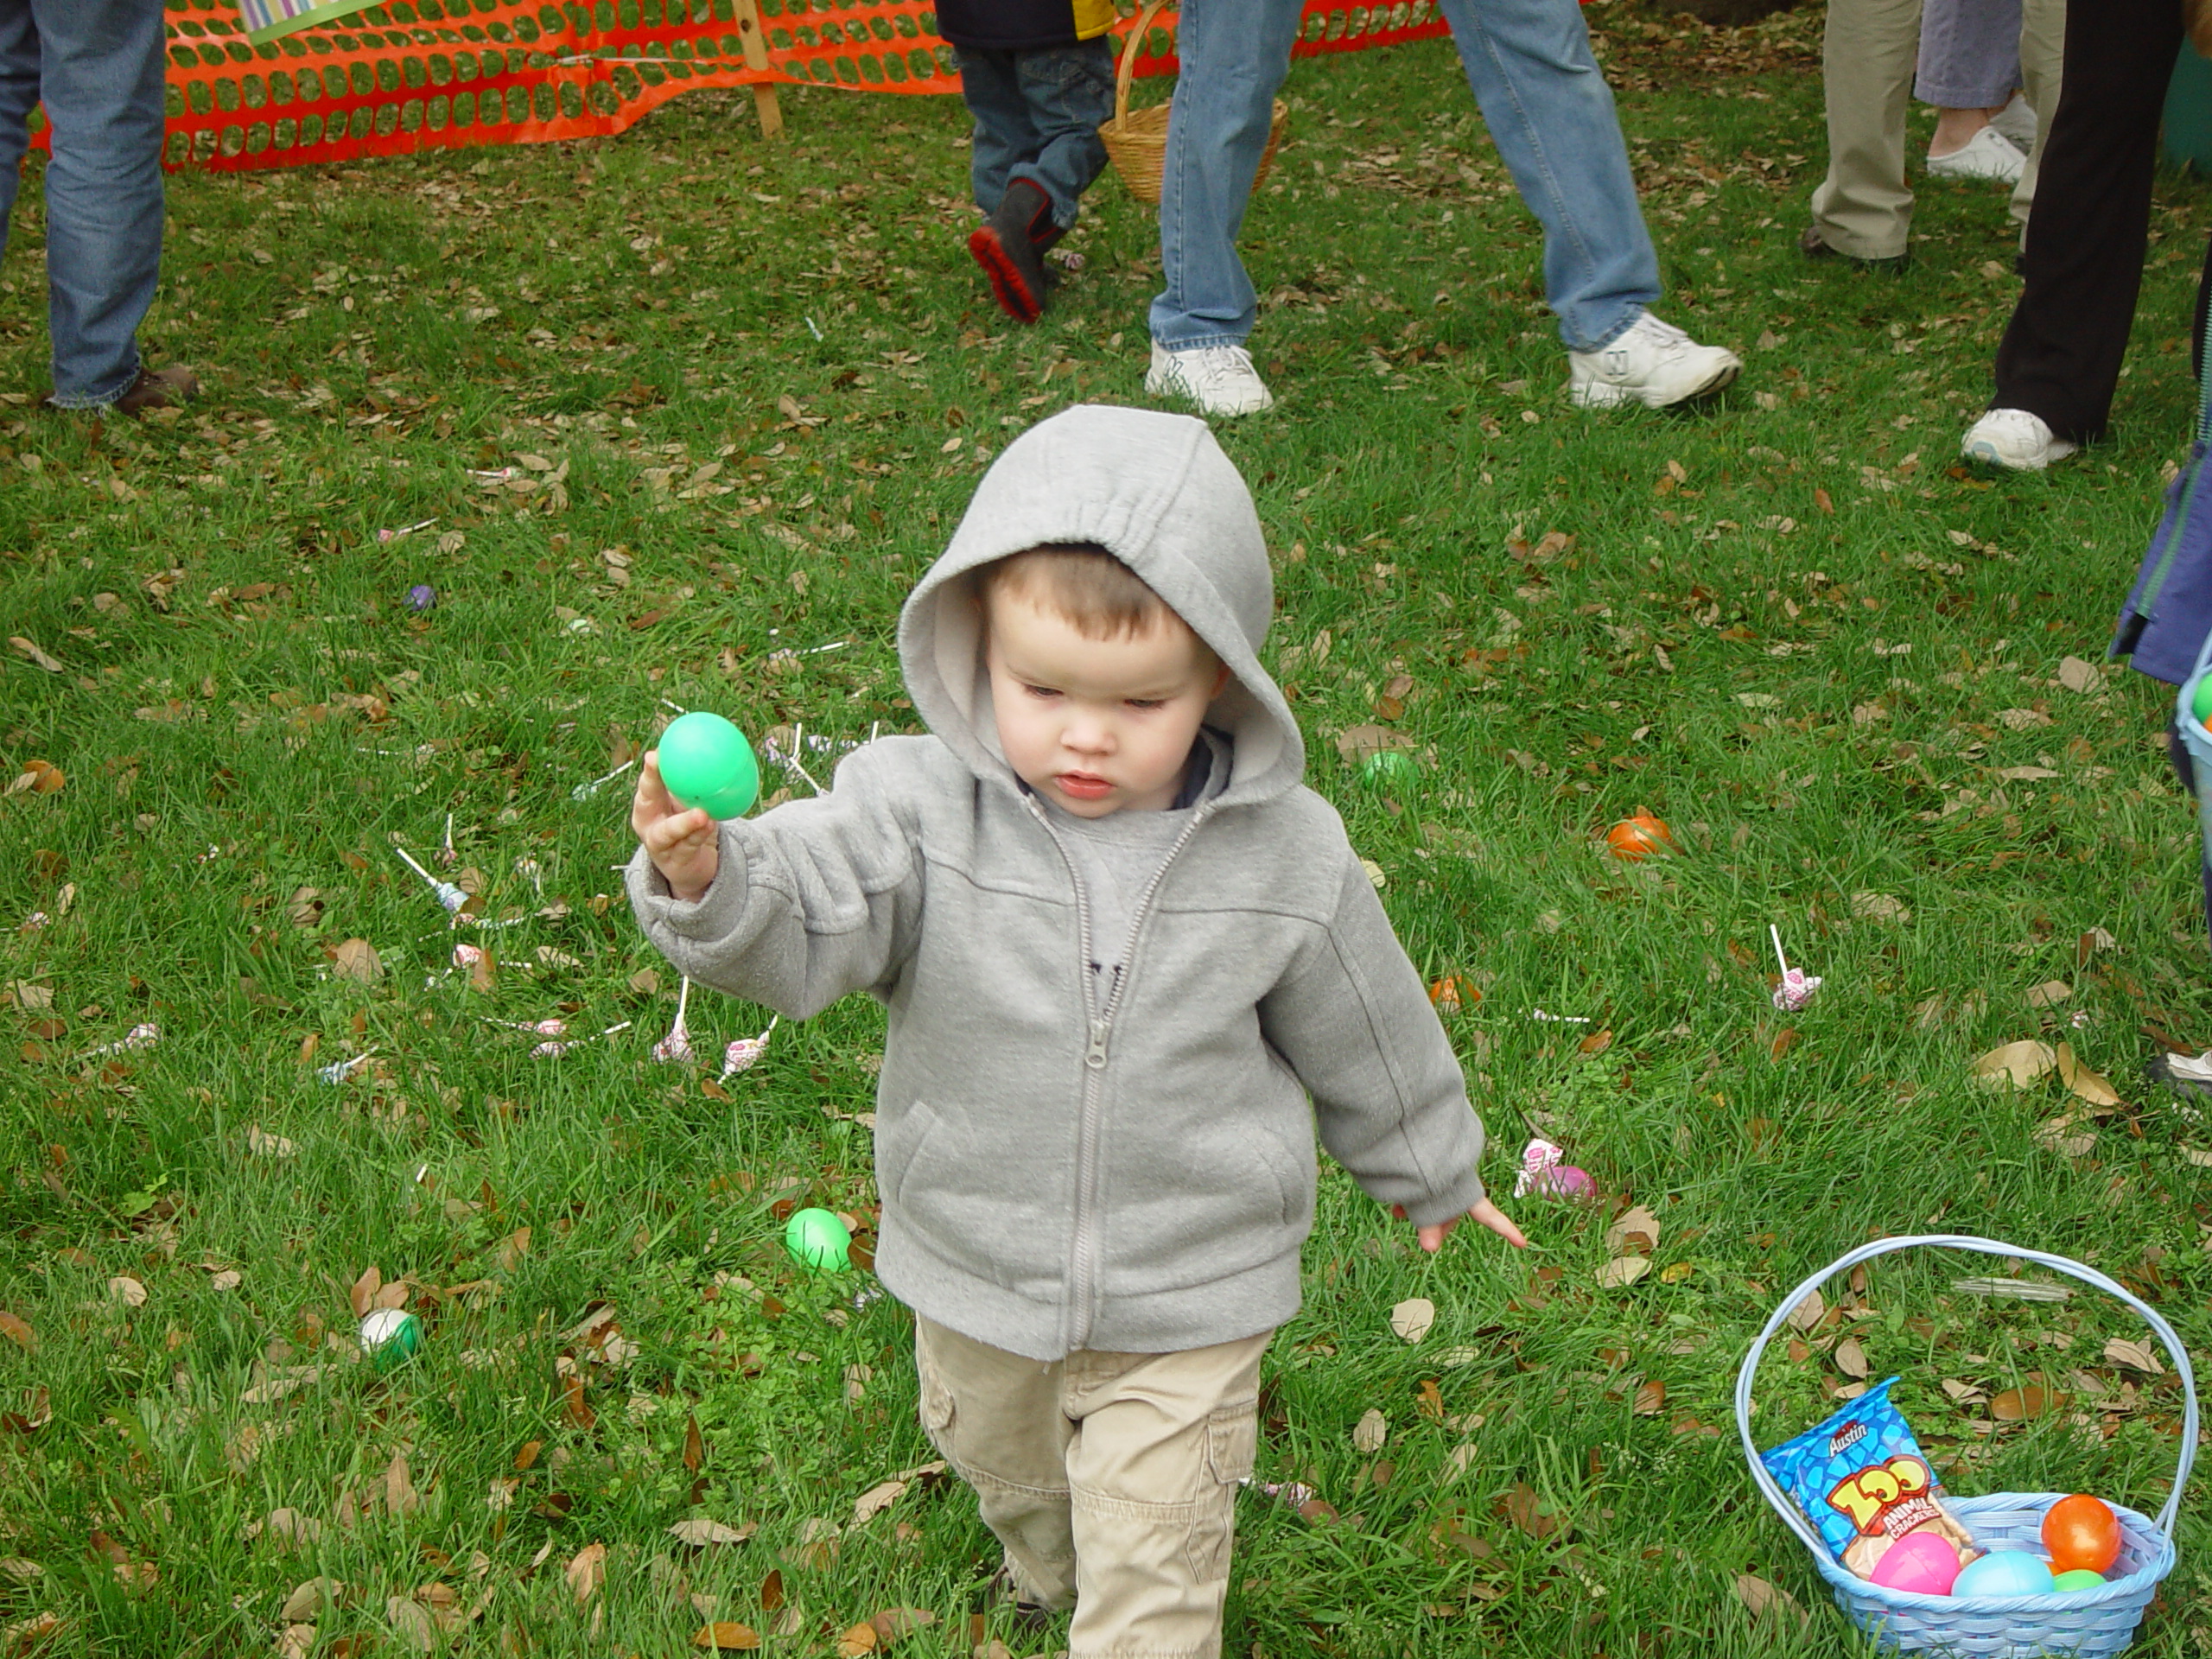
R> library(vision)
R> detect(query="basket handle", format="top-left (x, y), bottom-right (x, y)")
top-left (1112, 0), bottom-right (1172, 130)
top-left (1734, 1234), bottom-right (2199, 1556)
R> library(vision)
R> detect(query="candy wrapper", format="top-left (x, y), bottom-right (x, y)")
top-left (1511, 1137), bottom-right (1593, 1200)
top-left (1759, 1377), bottom-right (1976, 1580)
top-left (1769, 926), bottom-right (1822, 1013)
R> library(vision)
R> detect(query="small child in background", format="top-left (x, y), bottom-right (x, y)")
top-left (629, 404), bottom-right (1522, 1656)
top-left (938, 0), bottom-right (1117, 323)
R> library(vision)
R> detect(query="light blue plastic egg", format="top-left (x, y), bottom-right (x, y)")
top-left (1952, 1550), bottom-right (2056, 1599)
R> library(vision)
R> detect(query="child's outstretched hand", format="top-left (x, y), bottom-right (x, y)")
top-left (1391, 1198), bottom-right (1529, 1253)
top-left (632, 752), bottom-right (719, 903)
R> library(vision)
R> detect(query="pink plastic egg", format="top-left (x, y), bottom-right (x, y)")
top-left (1869, 1532), bottom-right (1963, 1596)
top-left (1536, 1165), bottom-right (1595, 1199)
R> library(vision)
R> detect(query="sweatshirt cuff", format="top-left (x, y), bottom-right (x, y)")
top-left (624, 823), bottom-right (751, 940)
top-left (1399, 1163), bottom-right (1487, 1229)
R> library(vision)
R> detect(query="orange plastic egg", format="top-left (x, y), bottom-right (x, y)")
top-left (1604, 811), bottom-right (1675, 861)
top-left (1428, 976), bottom-right (1481, 1015)
top-left (2040, 1494), bottom-right (2121, 1576)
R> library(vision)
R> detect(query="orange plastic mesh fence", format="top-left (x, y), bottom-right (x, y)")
top-left (21, 0), bottom-right (1447, 174)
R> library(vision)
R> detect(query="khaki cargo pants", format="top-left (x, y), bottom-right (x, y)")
top-left (915, 1316), bottom-right (1271, 1659)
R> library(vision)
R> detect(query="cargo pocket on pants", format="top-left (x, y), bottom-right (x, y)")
top-left (917, 1351), bottom-right (958, 1466)
top-left (1185, 1397), bottom-right (1257, 1585)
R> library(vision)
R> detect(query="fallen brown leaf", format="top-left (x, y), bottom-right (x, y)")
top-left (1595, 1255), bottom-right (1650, 1289)
top-left (1974, 1039), bottom-right (2057, 1090)
top-left (1495, 1481), bottom-right (1567, 1539)
top-left (1732, 1573), bottom-right (1806, 1627)
top-left (683, 1412), bottom-right (704, 1474)
top-left (106, 1276), bottom-right (147, 1308)
top-left (1784, 1289), bottom-right (1826, 1334)
top-left (836, 1624), bottom-right (878, 1657)
top-left (2102, 1337), bottom-right (2164, 1375)
top-left (1389, 1298), bottom-right (1435, 1344)
top-left (1990, 1383), bottom-right (2067, 1421)
top-left (349, 1266), bottom-right (382, 1319)
top-left (1631, 1379), bottom-right (1665, 1415)
top-left (0, 1313), bottom-right (33, 1351)
top-left (331, 938), bottom-right (383, 986)
top-left (852, 1478), bottom-right (906, 1524)
top-left (1352, 1408), bottom-right (1388, 1452)
top-left (692, 1622), bottom-right (761, 1651)
top-left (1605, 1205), bottom-right (1661, 1255)
top-left (868, 1607), bottom-right (934, 1645)
top-left (565, 1542), bottom-right (606, 1605)
top-left (2055, 1043), bottom-right (2120, 1107)
top-left (667, 1518), bottom-right (754, 1548)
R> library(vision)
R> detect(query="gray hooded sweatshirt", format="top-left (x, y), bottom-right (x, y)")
top-left (628, 404), bottom-right (1487, 1362)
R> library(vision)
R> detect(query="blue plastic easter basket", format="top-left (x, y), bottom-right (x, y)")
top-left (2174, 632), bottom-right (2212, 943)
top-left (1736, 1236), bottom-right (2197, 1657)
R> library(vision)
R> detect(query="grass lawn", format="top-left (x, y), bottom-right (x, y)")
top-left (3, 3), bottom-right (2209, 1654)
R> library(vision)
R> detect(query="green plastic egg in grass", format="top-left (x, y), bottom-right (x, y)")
top-left (1360, 750), bottom-right (1416, 788)
top-left (784, 1207), bottom-right (852, 1273)
top-left (2193, 676), bottom-right (2212, 728)
top-left (358, 1307), bottom-right (424, 1371)
top-left (658, 711), bottom-right (760, 821)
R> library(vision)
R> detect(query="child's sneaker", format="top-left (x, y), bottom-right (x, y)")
top-left (1144, 340), bottom-right (1274, 417)
top-left (1567, 313), bottom-right (1741, 410)
top-left (969, 180), bottom-right (1058, 325)
top-left (1961, 407), bottom-right (2076, 471)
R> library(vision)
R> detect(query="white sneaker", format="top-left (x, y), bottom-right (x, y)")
top-left (1927, 124), bottom-right (2026, 184)
top-left (1567, 313), bottom-right (1741, 410)
top-left (1988, 92), bottom-right (2037, 154)
top-left (1961, 407), bottom-right (2076, 471)
top-left (1146, 340), bottom-right (1274, 418)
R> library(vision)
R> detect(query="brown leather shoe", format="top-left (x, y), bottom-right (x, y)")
top-left (113, 365), bottom-right (200, 415)
top-left (1797, 224), bottom-right (1910, 274)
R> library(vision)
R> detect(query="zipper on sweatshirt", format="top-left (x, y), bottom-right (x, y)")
top-left (1025, 794), bottom-right (1212, 1353)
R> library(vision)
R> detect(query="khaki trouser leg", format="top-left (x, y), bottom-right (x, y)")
top-left (915, 1317), bottom-right (1270, 1659)
top-left (2010, 0), bottom-right (2066, 228)
top-left (1809, 0), bottom-right (1923, 260)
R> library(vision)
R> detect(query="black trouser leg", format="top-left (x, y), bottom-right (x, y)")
top-left (1991, 0), bottom-right (2183, 443)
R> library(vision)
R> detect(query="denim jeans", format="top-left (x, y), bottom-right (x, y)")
top-left (957, 39), bottom-right (1116, 230)
top-left (1151, 0), bottom-right (1660, 353)
top-left (1916, 0), bottom-right (2022, 110)
top-left (0, 0), bottom-right (168, 407)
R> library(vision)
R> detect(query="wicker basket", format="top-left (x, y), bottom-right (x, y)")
top-left (1735, 1236), bottom-right (2197, 1658)
top-left (1100, 0), bottom-right (1287, 208)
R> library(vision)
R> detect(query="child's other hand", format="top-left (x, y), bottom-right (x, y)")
top-left (1390, 1198), bottom-right (1529, 1253)
top-left (632, 752), bottom-right (719, 902)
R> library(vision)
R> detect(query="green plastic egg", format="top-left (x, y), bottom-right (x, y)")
top-left (784, 1206), bottom-right (852, 1273)
top-left (1360, 750), bottom-right (1417, 789)
top-left (2050, 1568), bottom-right (2107, 1592)
top-left (2193, 675), bottom-right (2212, 728)
top-left (658, 711), bottom-right (760, 821)
top-left (358, 1307), bottom-right (424, 1371)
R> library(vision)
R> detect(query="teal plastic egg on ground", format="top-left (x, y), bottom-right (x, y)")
top-left (784, 1207), bottom-right (852, 1273)
top-left (2050, 1568), bottom-right (2108, 1592)
top-left (358, 1307), bottom-right (423, 1371)
top-left (658, 712), bottom-right (760, 820)
top-left (1952, 1550), bottom-right (2056, 1598)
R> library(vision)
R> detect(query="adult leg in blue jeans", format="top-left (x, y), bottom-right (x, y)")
top-left (1146, 0), bottom-right (1740, 417)
top-left (0, 0), bottom-right (193, 412)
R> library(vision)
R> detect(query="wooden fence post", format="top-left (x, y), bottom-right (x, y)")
top-left (732, 0), bottom-right (785, 139)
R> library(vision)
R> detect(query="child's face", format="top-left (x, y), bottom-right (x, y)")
top-left (984, 587), bottom-right (1229, 817)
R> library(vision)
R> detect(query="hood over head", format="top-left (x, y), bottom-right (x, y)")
top-left (898, 404), bottom-right (1302, 808)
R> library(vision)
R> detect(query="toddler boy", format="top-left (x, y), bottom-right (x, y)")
top-left (938, 0), bottom-right (1116, 323)
top-left (629, 404), bottom-right (1522, 1657)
